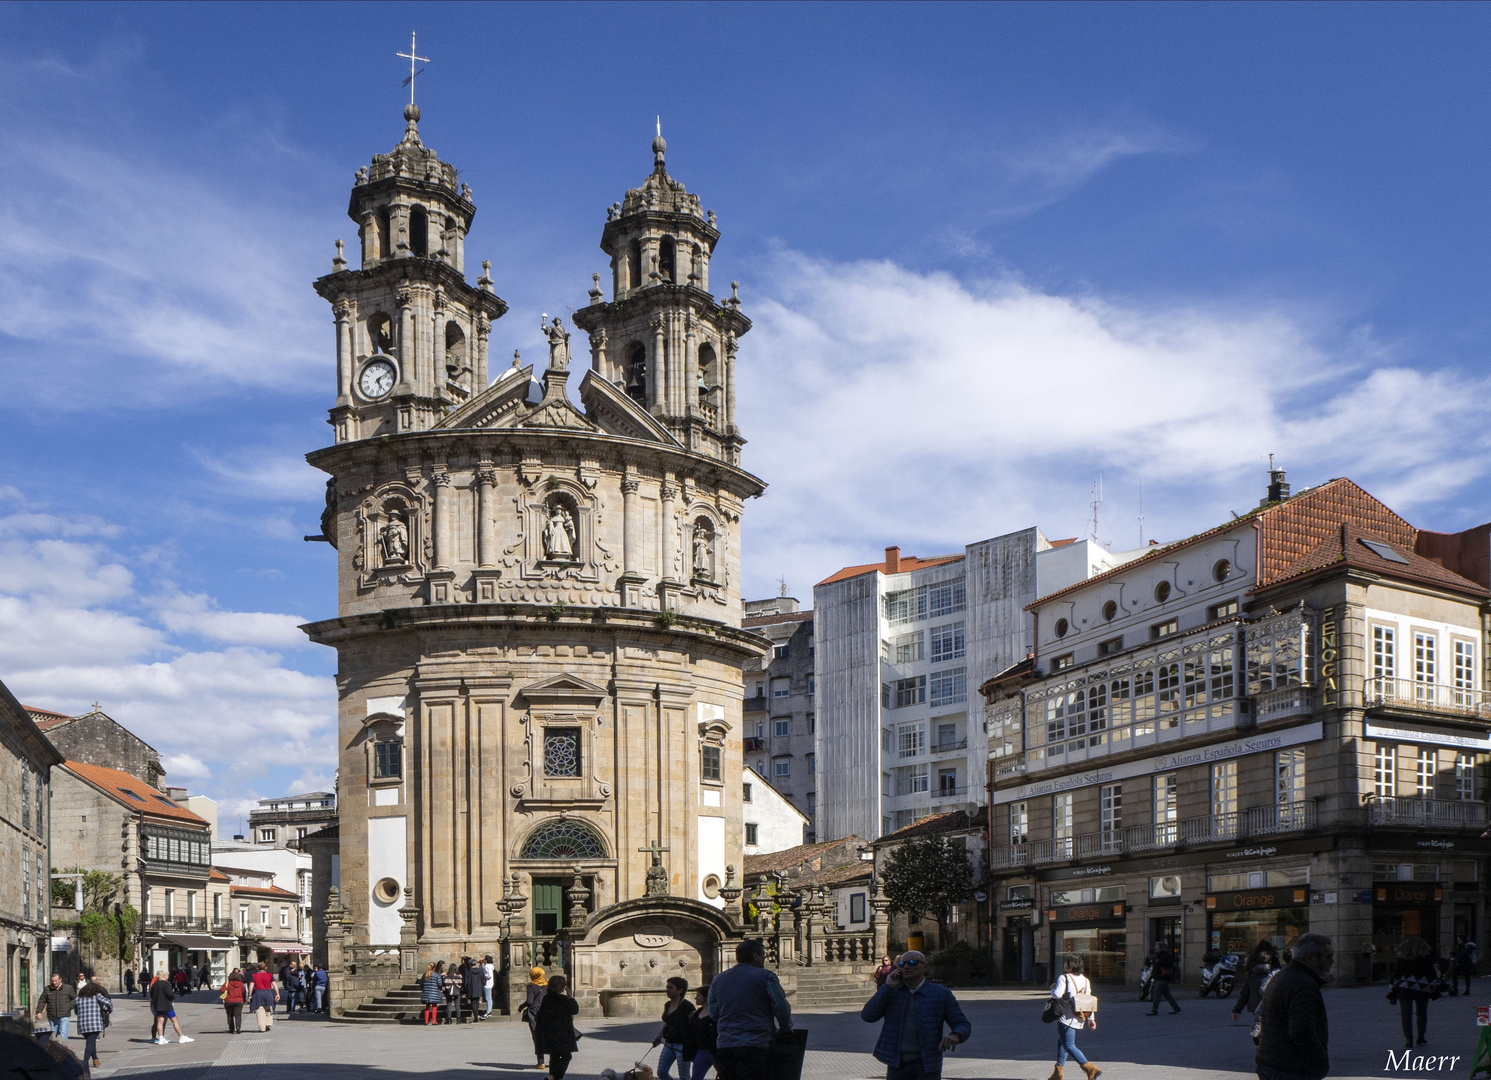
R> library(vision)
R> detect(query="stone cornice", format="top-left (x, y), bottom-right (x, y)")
top-left (306, 427), bottom-right (766, 501)
top-left (300, 602), bottom-right (771, 660)
top-left (313, 263), bottom-right (508, 321)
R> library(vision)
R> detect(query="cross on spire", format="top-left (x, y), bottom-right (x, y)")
top-left (638, 840), bottom-right (671, 861)
top-left (397, 31), bottom-right (430, 105)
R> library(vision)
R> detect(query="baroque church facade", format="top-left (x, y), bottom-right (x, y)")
top-left (303, 103), bottom-right (768, 1016)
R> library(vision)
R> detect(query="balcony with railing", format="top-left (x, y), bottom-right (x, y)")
top-left (744, 736), bottom-right (766, 752)
top-left (932, 738), bottom-right (969, 754)
top-left (933, 784), bottom-right (970, 800)
top-left (990, 800), bottom-right (1318, 869)
top-left (144, 916), bottom-right (236, 937)
top-left (1366, 678), bottom-right (1491, 721)
top-left (1365, 795), bottom-right (1488, 829)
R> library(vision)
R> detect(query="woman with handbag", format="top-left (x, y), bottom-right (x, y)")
top-left (1048, 953), bottom-right (1100, 1080)
top-left (1389, 936), bottom-right (1438, 1048)
top-left (535, 974), bottom-right (580, 1080)
top-left (522, 966), bottom-right (548, 1066)
top-left (222, 969), bottom-right (247, 1034)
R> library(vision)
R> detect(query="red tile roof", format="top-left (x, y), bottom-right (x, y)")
top-left (1032, 478), bottom-right (1433, 609)
top-left (61, 762), bottom-right (209, 825)
top-left (818, 547), bottom-right (963, 587)
top-left (1262, 523), bottom-right (1487, 599)
top-left (743, 837), bottom-right (864, 878)
top-left (228, 883), bottom-right (301, 899)
top-left (873, 810), bottom-right (982, 845)
top-left (25, 706), bottom-right (73, 730)
top-left (209, 868), bottom-right (230, 882)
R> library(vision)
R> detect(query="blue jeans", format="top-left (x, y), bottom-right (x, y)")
top-left (49, 1017), bottom-right (71, 1041)
top-left (659, 1042), bottom-right (692, 1080)
top-left (1056, 1024), bottom-right (1088, 1067)
top-left (692, 1050), bottom-right (715, 1080)
top-left (484, 987), bottom-right (493, 1015)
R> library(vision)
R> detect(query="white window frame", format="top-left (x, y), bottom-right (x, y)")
top-left (1372, 624), bottom-right (1396, 682)
top-left (773, 759), bottom-right (790, 777)
top-left (1009, 801), bottom-right (1028, 845)
top-left (774, 719), bottom-right (791, 737)
top-left (929, 622), bottom-right (966, 664)
top-left (929, 666), bottom-right (967, 708)
top-left (1153, 774), bottom-right (1177, 843)
top-left (1416, 747), bottom-right (1436, 797)
top-left (1456, 753), bottom-right (1476, 802)
top-left (1375, 745), bottom-right (1396, 798)
top-left (1053, 792), bottom-right (1074, 855)
top-left (1099, 784), bottom-right (1122, 851)
top-left (897, 722), bottom-right (926, 759)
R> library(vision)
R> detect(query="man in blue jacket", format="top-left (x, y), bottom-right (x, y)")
top-left (861, 951), bottom-right (972, 1080)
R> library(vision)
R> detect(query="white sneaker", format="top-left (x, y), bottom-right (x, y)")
top-left (154, 1037), bottom-right (169, 1044)
top-left (179, 1035), bottom-right (194, 1043)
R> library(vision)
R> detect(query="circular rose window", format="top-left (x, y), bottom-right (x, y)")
top-left (373, 877), bottom-right (401, 905)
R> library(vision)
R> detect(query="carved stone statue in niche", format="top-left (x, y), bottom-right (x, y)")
top-left (545, 316), bottom-right (571, 372)
top-left (692, 520), bottom-right (714, 580)
top-left (380, 515), bottom-right (409, 565)
top-left (543, 503), bottom-right (576, 561)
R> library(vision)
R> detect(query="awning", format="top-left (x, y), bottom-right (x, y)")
top-left (267, 945), bottom-right (312, 954)
top-left (159, 934), bottom-right (238, 951)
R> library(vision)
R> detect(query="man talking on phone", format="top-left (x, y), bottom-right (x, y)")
top-left (861, 951), bottom-right (972, 1080)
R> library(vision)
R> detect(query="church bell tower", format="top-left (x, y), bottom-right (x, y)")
top-left (573, 131), bottom-right (749, 464)
top-left (314, 104), bottom-right (507, 443)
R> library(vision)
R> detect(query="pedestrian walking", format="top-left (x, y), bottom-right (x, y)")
top-left (461, 957), bottom-right (486, 1022)
top-left (1254, 933), bottom-right (1332, 1080)
top-left (1451, 935), bottom-right (1478, 997)
top-left (687, 987), bottom-right (717, 1080)
top-left (1048, 953), bottom-right (1100, 1080)
top-left (861, 948), bottom-right (971, 1080)
top-left (249, 962), bottom-right (278, 1032)
top-left (874, 955), bottom-right (895, 988)
top-left (708, 939), bottom-right (792, 1080)
top-left (35, 972), bottom-right (76, 1043)
top-left (185, 962), bottom-right (198, 994)
top-left (652, 976), bottom-right (696, 1080)
top-left (482, 954), bottom-right (496, 1019)
top-left (123, 967), bottom-right (135, 998)
top-left (198, 965), bottom-right (213, 991)
top-left (1232, 942), bottom-right (1281, 1030)
top-left (522, 966), bottom-right (548, 1065)
top-left (535, 975), bottom-right (580, 1080)
top-left (1388, 937), bottom-right (1437, 1049)
top-left (1146, 947), bottom-right (1181, 1015)
top-left (222, 968), bottom-right (247, 1034)
top-left (150, 967), bottom-right (192, 1044)
top-left (75, 976), bottom-right (112, 1075)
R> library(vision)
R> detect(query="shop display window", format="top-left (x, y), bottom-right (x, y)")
top-left (1055, 927), bottom-right (1127, 982)
top-left (1210, 906), bottom-right (1308, 957)
top-left (1050, 884), bottom-right (1125, 906)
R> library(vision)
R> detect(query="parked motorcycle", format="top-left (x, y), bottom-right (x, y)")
top-left (1198, 951), bottom-right (1240, 998)
top-left (1138, 958), bottom-right (1154, 1001)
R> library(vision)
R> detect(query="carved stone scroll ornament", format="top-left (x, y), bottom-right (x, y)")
top-left (510, 712), bottom-right (534, 798)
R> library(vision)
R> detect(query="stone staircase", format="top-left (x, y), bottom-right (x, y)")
top-left (790, 967), bottom-right (877, 1009)
top-left (333, 981), bottom-right (427, 1024)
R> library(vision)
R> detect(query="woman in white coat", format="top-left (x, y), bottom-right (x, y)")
top-left (1050, 952), bottom-right (1100, 1080)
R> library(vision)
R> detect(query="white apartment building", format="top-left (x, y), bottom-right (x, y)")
top-left (814, 530), bottom-right (1139, 841)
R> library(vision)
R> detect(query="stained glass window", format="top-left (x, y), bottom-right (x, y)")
top-left (520, 820), bottom-right (606, 860)
top-left (544, 729), bottom-right (581, 777)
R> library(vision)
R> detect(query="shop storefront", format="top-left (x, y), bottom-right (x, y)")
top-left (1047, 886), bottom-right (1127, 982)
top-left (1372, 881), bottom-right (1443, 959)
top-left (999, 894), bottom-right (1037, 982)
top-left (1206, 886), bottom-right (1310, 957)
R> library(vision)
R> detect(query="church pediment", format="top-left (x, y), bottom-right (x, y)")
top-left (436, 365), bottom-right (533, 430)
top-left (518, 395), bottom-right (598, 433)
top-left (519, 672), bottom-right (609, 707)
top-left (578, 370), bottom-right (683, 446)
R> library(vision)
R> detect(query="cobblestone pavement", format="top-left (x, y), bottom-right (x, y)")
top-left (66, 982), bottom-right (1489, 1080)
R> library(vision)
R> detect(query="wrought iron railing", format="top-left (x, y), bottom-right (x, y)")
top-left (1366, 677), bottom-right (1491, 718)
top-left (933, 784), bottom-right (970, 800)
top-left (990, 800), bottom-right (1317, 868)
top-left (932, 738), bottom-right (969, 753)
top-left (1365, 795), bottom-right (1488, 828)
top-left (144, 916), bottom-right (236, 936)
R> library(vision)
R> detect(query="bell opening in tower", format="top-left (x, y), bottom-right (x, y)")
top-left (659, 236), bottom-right (676, 283)
top-left (376, 208), bottom-right (392, 260)
top-left (626, 343), bottom-right (648, 405)
top-left (410, 206), bottom-right (429, 258)
top-left (628, 240), bottom-right (642, 289)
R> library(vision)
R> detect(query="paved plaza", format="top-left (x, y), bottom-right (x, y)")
top-left (55, 983), bottom-right (1488, 1080)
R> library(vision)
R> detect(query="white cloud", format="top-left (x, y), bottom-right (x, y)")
top-left (163, 753), bottom-right (211, 780)
top-left (153, 591), bottom-right (309, 649)
top-left (193, 449), bottom-right (327, 502)
top-left (736, 252), bottom-right (1491, 597)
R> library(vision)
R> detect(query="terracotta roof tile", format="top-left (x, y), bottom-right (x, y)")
top-left (743, 838), bottom-right (863, 878)
top-left (228, 883), bottom-right (301, 899)
top-left (817, 553), bottom-right (963, 587)
top-left (62, 762), bottom-right (208, 825)
top-left (25, 706), bottom-right (73, 730)
top-left (1261, 523), bottom-right (1488, 598)
top-left (789, 862), bottom-right (874, 891)
top-left (873, 810), bottom-right (981, 844)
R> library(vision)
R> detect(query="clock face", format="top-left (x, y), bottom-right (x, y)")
top-left (359, 359), bottom-right (396, 399)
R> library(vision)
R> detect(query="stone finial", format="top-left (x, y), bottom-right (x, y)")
top-left (729, 281), bottom-right (740, 307)
top-left (333, 239), bottom-right (347, 272)
top-left (462, 182), bottom-right (473, 201)
top-left (513, 349), bottom-right (521, 368)
top-left (652, 117), bottom-right (666, 170)
top-left (707, 210), bottom-right (717, 228)
top-left (403, 102), bottom-right (422, 143)
top-left (589, 273), bottom-right (603, 305)
top-left (478, 260), bottom-right (493, 292)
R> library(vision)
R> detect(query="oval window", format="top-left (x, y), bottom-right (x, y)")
top-left (1054, 618), bottom-right (1069, 638)
top-left (1154, 581), bottom-right (1171, 603)
top-left (1102, 600), bottom-right (1117, 622)
top-left (373, 877), bottom-right (401, 905)
top-left (702, 874), bottom-right (722, 900)
top-left (1214, 559), bottom-right (1232, 582)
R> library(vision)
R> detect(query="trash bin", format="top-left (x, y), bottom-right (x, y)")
top-left (769, 1028), bottom-right (809, 1080)
top-left (1355, 951), bottom-right (1373, 984)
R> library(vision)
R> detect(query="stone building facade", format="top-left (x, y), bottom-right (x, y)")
top-left (249, 790), bottom-right (337, 849)
top-left (303, 108), bottom-right (770, 1018)
top-left (985, 474), bottom-right (1491, 986)
top-left (742, 596), bottom-right (816, 838)
top-left (1, 680), bottom-right (62, 1014)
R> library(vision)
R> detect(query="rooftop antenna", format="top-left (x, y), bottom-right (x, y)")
top-left (397, 30), bottom-right (430, 105)
top-left (1089, 474), bottom-right (1103, 543)
top-left (777, 576), bottom-right (787, 598)
top-left (1137, 481), bottom-right (1145, 548)
top-left (657, 115), bottom-right (662, 137)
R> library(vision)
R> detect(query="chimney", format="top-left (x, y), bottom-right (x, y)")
top-left (1265, 468), bottom-right (1290, 505)
top-left (166, 786), bottom-right (189, 801)
top-left (884, 546), bottom-right (900, 574)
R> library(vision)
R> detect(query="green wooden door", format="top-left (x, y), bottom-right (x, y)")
top-left (533, 878), bottom-right (566, 936)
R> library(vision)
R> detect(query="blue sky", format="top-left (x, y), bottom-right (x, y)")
top-left (2, 2), bottom-right (1488, 824)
